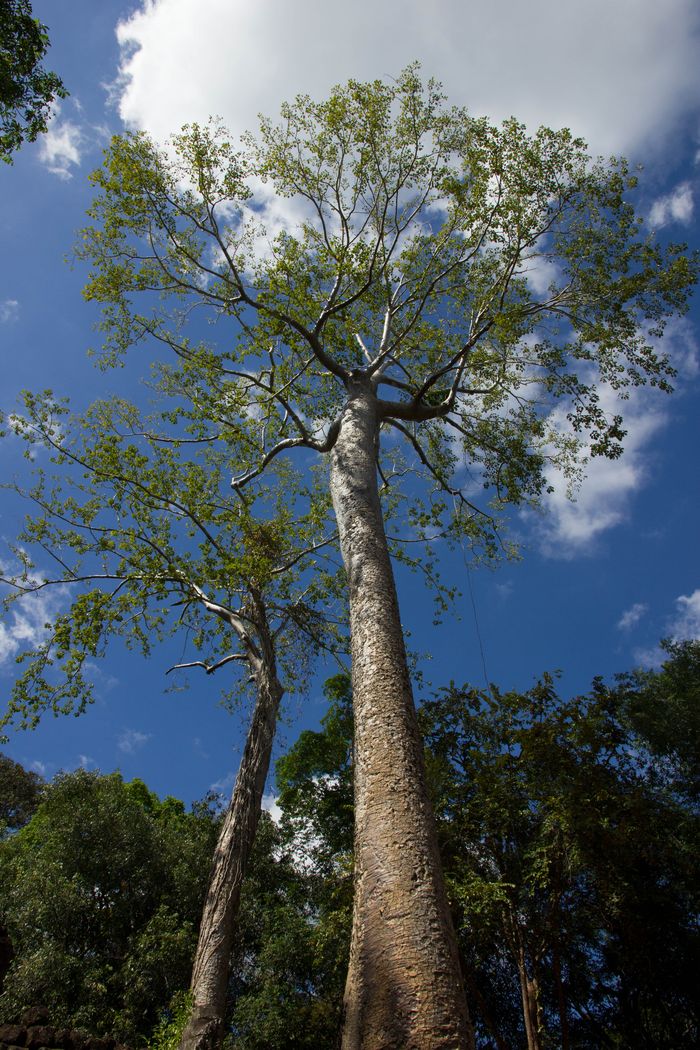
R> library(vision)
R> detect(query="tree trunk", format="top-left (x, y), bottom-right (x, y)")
top-left (515, 946), bottom-right (543, 1050)
top-left (179, 599), bottom-right (284, 1050)
top-left (330, 374), bottom-right (473, 1050)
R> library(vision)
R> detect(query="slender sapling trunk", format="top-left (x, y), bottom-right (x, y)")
top-left (179, 596), bottom-right (284, 1050)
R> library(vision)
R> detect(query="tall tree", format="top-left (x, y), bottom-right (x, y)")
top-left (1, 391), bottom-right (342, 1050)
top-left (53, 68), bottom-right (699, 1046)
top-left (0, 0), bottom-right (66, 162)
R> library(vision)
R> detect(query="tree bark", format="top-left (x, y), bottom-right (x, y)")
top-left (179, 597), bottom-right (284, 1050)
top-left (515, 945), bottom-right (543, 1050)
top-left (330, 374), bottom-right (473, 1050)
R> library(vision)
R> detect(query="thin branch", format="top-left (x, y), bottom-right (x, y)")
top-left (231, 410), bottom-right (344, 489)
top-left (388, 419), bottom-right (496, 528)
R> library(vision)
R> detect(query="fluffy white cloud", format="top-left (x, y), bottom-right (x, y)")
top-left (532, 310), bottom-right (699, 557)
top-left (38, 106), bottom-right (83, 179)
top-left (0, 299), bottom-right (19, 324)
top-left (653, 315), bottom-right (699, 378)
top-left (115, 0), bottom-right (700, 158)
top-left (533, 384), bottom-right (668, 557)
top-left (117, 728), bottom-right (151, 754)
top-left (634, 588), bottom-right (700, 666)
top-left (0, 585), bottom-right (66, 668)
top-left (617, 602), bottom-right (648, 630)
top-left (669, 588), bottom-right (700, 640)
top-left (262, 792), bottom-right (282, 824)
top-left (649, 181), bottom-right (695, 227)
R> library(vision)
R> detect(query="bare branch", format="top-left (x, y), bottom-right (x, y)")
top-left (388, 419), bottom-right (497, 528)
top-left (231, 410), bottom-right (344, 489)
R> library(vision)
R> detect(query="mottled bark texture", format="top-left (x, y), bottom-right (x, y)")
top-left (179, 598), bottom-right (283, 1050)
top-left (330, 375), bottom-right (473, 1050)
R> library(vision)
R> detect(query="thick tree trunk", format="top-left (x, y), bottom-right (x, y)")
top-left (179, 600), bottom-right (284, 1050)
top-left (330, 375), bottom-right (473, 1050)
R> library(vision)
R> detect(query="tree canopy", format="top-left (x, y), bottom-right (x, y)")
top-left (1, 392), bottom-right (342, 739)
top-left (0, 753), bottom-right (42, 837)
top-left (1, 644), bottom-right (697, 1047)
top-left (77, 67), bottom-right (696, 546)
top-left (0, 0), bottom-right (66, 162)
top-left (270, 643), bottom-right (700, 1049)
top-left (0, 769), bottom-right (218, 1043)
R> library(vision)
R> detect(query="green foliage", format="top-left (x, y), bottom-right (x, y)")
top-left (1, 646), bottom-right (696, 1047)
top-left (210, 675), bottom-right (355, 1048)
top-left (1, 388), bottom-right (343, 738)
top-left (276, 674), bottom-right (354, 869)
top-left (268, 649), bottom-right (700, 1049)
top-left (420, 650), bottom-right (700, 1049)
top-left (0, 769), bottom-right (217, 1043)
top-left (74, 67), bottom-right (698, 568)
top-left (0, 753), bottom-right (43, 836)
top-left (0, 0), bottom-right (66, 161)
top-left (225, 813), bottom-right (350, 1050)
top-left (150, 990), bottom-right (193, 1050)
top-left (617, 638), bottom-right (700, 802)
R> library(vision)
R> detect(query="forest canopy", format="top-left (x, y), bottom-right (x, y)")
top-left (1, 642), bottom-right (698, 1049)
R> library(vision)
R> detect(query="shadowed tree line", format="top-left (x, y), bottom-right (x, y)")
top-left (1, 642), bottom-right (697, 1049)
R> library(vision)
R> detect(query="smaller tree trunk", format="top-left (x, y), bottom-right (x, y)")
top-left (552, 926), bottom-right (570, 1050)
top-left (516, 947), bottom-right (543, 1050)
top-left (179, 598), bottom-right (284, 1050)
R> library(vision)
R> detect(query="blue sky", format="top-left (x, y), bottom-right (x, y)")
top-left (1, 0), bottom-right (699, 807)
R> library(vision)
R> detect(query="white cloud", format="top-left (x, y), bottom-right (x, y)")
top-left (83, 661), bottom-right (119, 695)
top-left (38, 105), bottom-right (84, 179)
top-left (0, 585), bottom-right (66, 669)
top-left (649, 181), bottom-right (695, 227)
top-left (117, 728), bottom-right (151, 754)
top-left (0, 300), bottom-right (19, 324)
top-left (262, 792), bottom-right (282, 824)
top-left (634, 588), bottom-right (700, 666)
top-left (651, 315), bottom-right (699, 379)
top-left (617, 602), bottom-right (648, 630)
top-left (209, 770), bottom-right (235, 796)
top-left (115, 0), bottom-right (700, 158)
top-left (534, 384), bottom-right (668, 557)
top-left (30, 759), bottom-right (48, 777)
top-left (520, 249), bottom-right (562, 298)
top-left (668, 588), bottom-right (700, 640)
top-left (78, 754), bottom-right (95, 769)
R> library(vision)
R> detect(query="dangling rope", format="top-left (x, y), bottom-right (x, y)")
top-left (452, 491), bottom-right (494, 700)
top-left (461, 542), bottom-right (493, 699)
